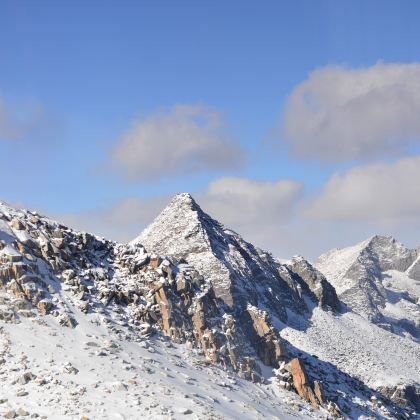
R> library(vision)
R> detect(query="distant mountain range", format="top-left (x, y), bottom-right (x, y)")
top-left (0, 194), bottom-right (418, 419)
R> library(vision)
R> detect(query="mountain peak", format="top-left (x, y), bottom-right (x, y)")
top-left (151, 192), bottom-right (209, 227)
top-left (367, 234), bottom-right (398, 247)
top-left (134, 192), bottom-right (330, 317)
top-left (317, 234), bottom-right (417, 287)
top-left (131, 191), bottom-right (219, 268)
top-left (316, 234), bottom-right (419, 336)
top-left (169, 192), bottom-right (197, 208)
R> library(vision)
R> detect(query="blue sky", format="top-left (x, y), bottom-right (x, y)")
top-left (1, 1), bottom-right (420, 258)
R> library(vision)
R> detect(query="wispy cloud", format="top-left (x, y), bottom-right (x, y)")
top-left (0, 97), bottom-right (54, 142)
top-left (52, 196), bottom-right (169, 243)
top-left (282, 62), bottom-right (420, 161)
top-left (109, 104), bottom-right (246, 180)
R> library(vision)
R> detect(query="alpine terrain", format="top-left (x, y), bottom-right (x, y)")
top-left (0, 193), bottom-right (418, 419)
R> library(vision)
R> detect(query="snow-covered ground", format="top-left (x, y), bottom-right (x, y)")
top-left (280, 307), bottom-right (420, 390)
top-left (316, 238), bottom-right (371, 294)
top-left (0, 297), bottom-right (319, 420)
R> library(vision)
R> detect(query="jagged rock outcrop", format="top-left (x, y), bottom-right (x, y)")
top-left (289, 358), bottom-right (322, 408)
top-left (287, 256), bottom-right (340, 311)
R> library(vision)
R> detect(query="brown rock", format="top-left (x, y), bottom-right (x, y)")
top-left (289, 358), bottom-right (319, 408)
top-left (37, 300), bottom-right (53, 315)
top-left (155, 287), bottom-right (172, 335)
top-left (313, 380), bottom-right (326, 405)
top-left (12, 263), bottom-right (28, 279)
top-left (11, 219), bottom-right (24, 230)
top-left (247, 307), bottom-right (287, 365)
top-left (149, 255), bottom-right (162, 269)
top-left (0, 267), bottom-right (13, 284)
top-left (161, 261), bottom-right (174, 280)
top-left (175, 276), bottom-right (189, 294)
top-left (16, 408), bottom-right (29, 416)
top-left (18, 371), bottom-right (36, 385)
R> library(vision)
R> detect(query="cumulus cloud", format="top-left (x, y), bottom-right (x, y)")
top-left (306, 155), bottom-right (420, 221)
top-left (200, 176), bottom-right (302, 227)
top-left (53, 196), bottom-right (169, 243)
top-left (110, 104), bottom-right (246, 180)
top-left (198, 176), bottom-right (303, 251)
top-left (0, 97), bottom-right (52, 141)
top-left (283, 62), bottom-right (420, 161)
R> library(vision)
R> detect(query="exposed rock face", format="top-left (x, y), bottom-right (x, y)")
top-left (289, 358), bottom-right (321, 408)
top-left (287, 256), bottom-right (340, 311)
top-left (245, 305), bottom-right (287, 366)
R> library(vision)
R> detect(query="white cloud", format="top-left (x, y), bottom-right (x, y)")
top-left (283, 62), bottom-right (420, 161)
top-left (200, 176), bottom-right (301, 227)
top-left (306, 155), bottom-right (420, 221)
top-left (110, 104), bottom-right (246, 180)
top-left (198, 177), bottom-right (303, 252)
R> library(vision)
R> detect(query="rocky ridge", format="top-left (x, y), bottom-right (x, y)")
top-left (0, 196), bottom-right (418, 418)
top-left (316, 235), bottom-right (420, 339)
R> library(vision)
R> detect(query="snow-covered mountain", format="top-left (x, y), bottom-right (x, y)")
top-left (0, 195), bottom-right (419, 418)
top-left (134, 193), bottom-right (339, 320)
top-left (316, 235), bottom-right (420, 340)
top-left (133, 194), bottom-right (420, 416)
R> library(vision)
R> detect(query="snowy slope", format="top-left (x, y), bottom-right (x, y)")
top-left (315, 238), bottom-right (372, 294)
top-left (280, 307), bottom-right (420, 390)
top-left (0, 198), bottom-right (419, 418)
top-left (1, 296), bottom-right (316, 420)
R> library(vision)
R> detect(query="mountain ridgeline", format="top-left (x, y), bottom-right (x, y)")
top-left (0, 194), bottom-right (419, 419)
